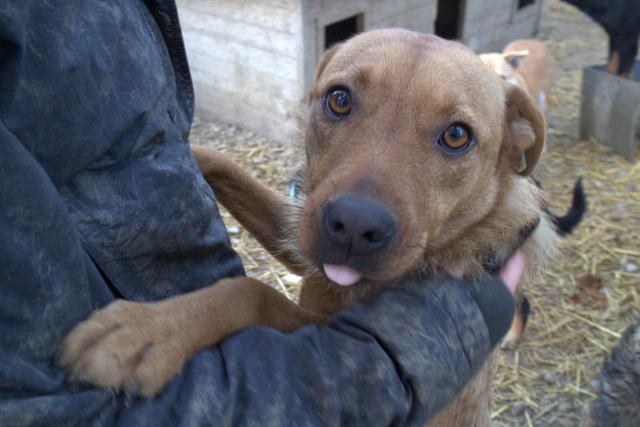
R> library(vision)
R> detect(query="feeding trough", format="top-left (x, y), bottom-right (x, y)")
top-left (579, 60), bottom-right (640, 161)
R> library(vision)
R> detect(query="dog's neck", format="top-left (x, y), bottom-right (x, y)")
top-left (423, 175), bottom-right (556, 281)
top-left (483, 216), bottom-right (540, 274)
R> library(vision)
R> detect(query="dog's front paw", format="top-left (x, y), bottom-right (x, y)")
top-left (57, 299), bottom-right (190, 397)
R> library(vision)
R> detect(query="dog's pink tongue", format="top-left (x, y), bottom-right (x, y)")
top-left (323, 264), bottom-right (362, 287)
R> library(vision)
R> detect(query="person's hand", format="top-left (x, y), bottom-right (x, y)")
top-left (498, 251), bottom-right (526, 295)
top-left (461, 251), bottom-right (527, 348)
top-left (445, 250), bottom-right (526, 295)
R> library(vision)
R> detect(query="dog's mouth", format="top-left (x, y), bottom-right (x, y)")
top-left (301, 193), bottom-right (400, 288)
top-left (322, 264), bottom-right (363, 287)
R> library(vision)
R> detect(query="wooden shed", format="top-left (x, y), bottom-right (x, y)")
top-left (177, 0), bottom-right (545, 143)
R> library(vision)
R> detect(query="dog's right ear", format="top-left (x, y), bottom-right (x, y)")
top-left (504, 84), bottom-right (545, 176)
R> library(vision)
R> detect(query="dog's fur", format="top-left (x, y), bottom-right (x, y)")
top-left (58, 30), bottom-right (560, 426)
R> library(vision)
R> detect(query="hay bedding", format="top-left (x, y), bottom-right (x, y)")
top-left (190, 1), bottom-right (639, 425)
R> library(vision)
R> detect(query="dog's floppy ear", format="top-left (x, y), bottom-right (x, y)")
top-left (503, 50), bottom-right (529, 69)
top-left (314, 43), bottom-right (344, 81)
top-left (504, 84), bottom-right (545, 176)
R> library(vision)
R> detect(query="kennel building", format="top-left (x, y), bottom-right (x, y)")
top-left (177, 0), bottom-right (545, 142)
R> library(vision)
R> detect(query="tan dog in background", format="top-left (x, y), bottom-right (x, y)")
top-left (480, 39), bottom-right (555, 115)
top-left (58, 30), bottom-right (559, 426)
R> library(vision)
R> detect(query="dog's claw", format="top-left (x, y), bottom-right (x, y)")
top-left (124, 381), bottom-right (140, 405)
top-left (126, 380), bottom-right (140, 394)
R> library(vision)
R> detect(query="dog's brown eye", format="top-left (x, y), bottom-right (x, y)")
top-left (325, 88), bottom-right (351, 117)
top-left (440, 124), bottom-right (471, 151)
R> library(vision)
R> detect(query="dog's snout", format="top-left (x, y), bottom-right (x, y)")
top-left (323, 196), bottom-right (397, 256)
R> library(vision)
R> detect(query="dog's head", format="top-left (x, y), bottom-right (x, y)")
top-left (298, 29), bottom-right (544, 294)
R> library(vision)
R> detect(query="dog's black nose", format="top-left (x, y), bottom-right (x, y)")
top-left (323, 196), bottom-right (397, 256)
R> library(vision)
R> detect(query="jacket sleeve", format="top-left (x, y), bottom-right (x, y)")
top-left (97, 275), bottom-right (493, 427)
top-left (0, 118), bottom-right (117, 423)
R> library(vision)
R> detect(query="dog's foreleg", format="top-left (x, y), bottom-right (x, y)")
top-left (191, 145), bottom-right (306, 275)
top-left (58, 277), bottom-right (327, 396)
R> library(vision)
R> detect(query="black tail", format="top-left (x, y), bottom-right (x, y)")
top-left (520, 296), bottom-right (531, 331)
top-left (549, 178), bottom-right (587, 236)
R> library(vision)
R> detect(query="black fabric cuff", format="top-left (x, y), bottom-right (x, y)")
top-left (470, 276), bottom-right (516, 347)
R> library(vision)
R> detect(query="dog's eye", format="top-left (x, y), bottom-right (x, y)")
top-left (324, 87), bottom-right (351, 117)
top-left (438, 123), bottom-right (473, 153)
top-left (443, 125), bottom-right (469, 148)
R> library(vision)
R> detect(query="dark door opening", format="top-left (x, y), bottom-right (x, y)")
top-left (325, 14), bottom-right (363, 50)
top-left (518, 0), bottom-right (535, 9)
top-left (435, 0), bottom-right (464, 39)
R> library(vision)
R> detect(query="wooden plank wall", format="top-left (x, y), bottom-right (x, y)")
top-left (177, 0), bottom-right (543, 142)
top-left (301, 0), bottom-right (435, 92)
top-left (177, 0), bottom-right (305, 143)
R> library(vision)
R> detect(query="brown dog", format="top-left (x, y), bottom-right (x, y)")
top-left (58, 29), bottom-right (558, 425)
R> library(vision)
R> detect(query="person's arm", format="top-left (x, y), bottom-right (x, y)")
top-left (0, 129), bottom-right (513, 426)
top-left (0, 119), bottom-right (116, 422)
top-left (97, 272), bottom-right (512, 427)
top-left (0, 3), bottom-right (515, 424)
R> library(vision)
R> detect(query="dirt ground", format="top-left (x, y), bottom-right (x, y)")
top-left (190, 1), bottom-right (640, 425)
